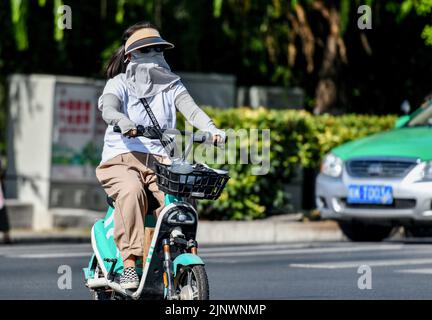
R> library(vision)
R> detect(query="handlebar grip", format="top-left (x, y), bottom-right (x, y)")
top-left (113, 124), bottom-right (148, 136)
top-left (193, 132), bottom-right (227, 147)
top-left (193, 132), bottom-right (212, 143)
top-left (136, 125), bottom-right (146, 135)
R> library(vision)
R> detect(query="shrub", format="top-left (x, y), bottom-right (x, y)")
top-left (183, 108), bottom-right (397, 220)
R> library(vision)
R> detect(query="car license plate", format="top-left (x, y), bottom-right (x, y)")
top-left (347, 185), bottom-right (393, 205)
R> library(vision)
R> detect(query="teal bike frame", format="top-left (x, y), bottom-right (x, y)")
top-left (83, 193), bottom-right (204, 299)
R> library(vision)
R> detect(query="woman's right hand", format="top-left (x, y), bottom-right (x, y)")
top-left (124, 128), bottom-right (138, 138)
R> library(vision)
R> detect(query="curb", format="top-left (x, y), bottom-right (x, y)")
top-left (5, 219), bottom-right (343, 245)
top-left (196, 220), bottom-right (343, 245)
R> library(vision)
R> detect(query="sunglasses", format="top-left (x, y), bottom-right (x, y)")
top-left (138, 46), bottom-right (165, 54)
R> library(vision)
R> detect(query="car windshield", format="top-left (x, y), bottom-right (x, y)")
top-left (407, 103), bottom-right (432, 127)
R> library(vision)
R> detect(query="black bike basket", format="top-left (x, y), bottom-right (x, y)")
top-left (155, 163), bottom-right (230, 200)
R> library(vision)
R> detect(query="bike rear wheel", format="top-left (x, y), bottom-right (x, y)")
top-left (91, 290), bottom-right (114, 300)
top-left (174, 265), bottom-right (209, 300)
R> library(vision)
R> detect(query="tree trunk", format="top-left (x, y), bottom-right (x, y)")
top-left (154, 0), bottom-right (162, 28)
top-left (313, 3), bottom-right (347, 114)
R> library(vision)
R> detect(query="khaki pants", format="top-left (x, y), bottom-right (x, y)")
top-left (96, 152), bottom-right (168, 262)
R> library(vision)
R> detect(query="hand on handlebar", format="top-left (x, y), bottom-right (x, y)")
top-left (210, 129), bottom-right (226, 147)
top-left (114, 124), bottom-right (226, 146)
top-left (124, 128), bottom-right (138, 138)
top-left (212, 134), bottom-right (224, 145)
top-left (117, 125), bottom-right (146, 138)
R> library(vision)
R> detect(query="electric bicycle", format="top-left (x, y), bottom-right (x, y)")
top-left (83, 99), bottom-right (229, 300)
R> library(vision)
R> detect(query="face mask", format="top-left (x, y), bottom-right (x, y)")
top-left (126, 49), bottom-right (180, 99)
top-left (130, 50), bottom-right (171, 70)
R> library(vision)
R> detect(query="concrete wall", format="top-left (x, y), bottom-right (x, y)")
top-left (6, 75), bottom-right (56, 229)
top-left (178, 72), bottom-right (236, 108)
top-left (238, 86), bottom-right (305, 109)
top-left (50, 181), bottom-right (106, 211)
top-left (5, 74), bottom-right (107, 229)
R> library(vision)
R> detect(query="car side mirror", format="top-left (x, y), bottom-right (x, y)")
top-left (395, 115), bottom-right (410, 128)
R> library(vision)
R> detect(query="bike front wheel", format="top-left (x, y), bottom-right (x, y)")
top-left (174, 265), bottom-right (209, 300)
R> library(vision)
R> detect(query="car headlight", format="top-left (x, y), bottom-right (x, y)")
top-left (321, 153), bottom-right (343, 178)
top-left (421, 161), bottom-right (432, 181)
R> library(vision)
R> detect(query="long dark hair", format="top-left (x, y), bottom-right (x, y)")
top-left (106, 21), bottom-right (159, 79)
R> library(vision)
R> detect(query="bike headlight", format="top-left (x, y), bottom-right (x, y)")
top-left (421, 161), bottom-right (432, 181)
top-left (321, 153), bottom-right (343, 178)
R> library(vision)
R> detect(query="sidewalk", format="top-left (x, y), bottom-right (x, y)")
top-left (5, 216), bottom-right (343, 245)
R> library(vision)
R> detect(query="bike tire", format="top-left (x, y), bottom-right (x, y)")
top-left (175, 265), bottom-right (209, 300)
top-left (90, 290), bottom-right (113, 300)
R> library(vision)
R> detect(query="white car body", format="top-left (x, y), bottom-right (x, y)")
top-left (316, 156), bottom-right (432, 226)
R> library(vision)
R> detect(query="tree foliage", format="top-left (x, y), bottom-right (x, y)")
top-left (0, 1), bottom-right (432, 153)
top-left (402, 0), bottom-right (432, 45)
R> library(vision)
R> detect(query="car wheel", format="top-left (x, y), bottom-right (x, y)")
top-left (338, 222), bottom-right (393, 242)
top-left (404, 226), bottom-right (432, 238)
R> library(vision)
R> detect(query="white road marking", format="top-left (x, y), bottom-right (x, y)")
top-left (0, 243), bottom-right (308, 255)
top-left (200, 244), bottom-right (404, 258)
top-left (0, 243), bottom-right (417, 260)
top-left (0, 245), bottom-right (92, 258)
top-left (394, 268), bottom-right (432, 274)
top-left (198, 243), bottom-right (311, 253)
top-left (290, 258), bottom-right (432, 269)
top-left (8, 252), bottom-right (92, 259)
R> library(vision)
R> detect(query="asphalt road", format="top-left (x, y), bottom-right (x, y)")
top-left (2, 240), bottom-right (432, 299)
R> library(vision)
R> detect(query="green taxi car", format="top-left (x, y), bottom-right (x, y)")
top-left (316, 103), bottom-right (432, 241)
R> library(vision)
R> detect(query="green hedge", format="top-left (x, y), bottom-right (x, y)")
top-left (189, 108), bottom-right (397, 221)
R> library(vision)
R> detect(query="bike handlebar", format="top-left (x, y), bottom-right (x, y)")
top-left (113, 125), bottom-right (221, 145)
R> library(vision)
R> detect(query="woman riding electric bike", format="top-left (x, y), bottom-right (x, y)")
top-left (92, 21), bottom-right (225, 293)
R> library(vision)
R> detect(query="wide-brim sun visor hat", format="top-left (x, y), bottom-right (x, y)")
top-left (124, 28), bottom-right (174, 55)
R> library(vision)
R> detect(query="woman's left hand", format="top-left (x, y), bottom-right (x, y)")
top-left (212, 134), bottom-right (224, 145)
